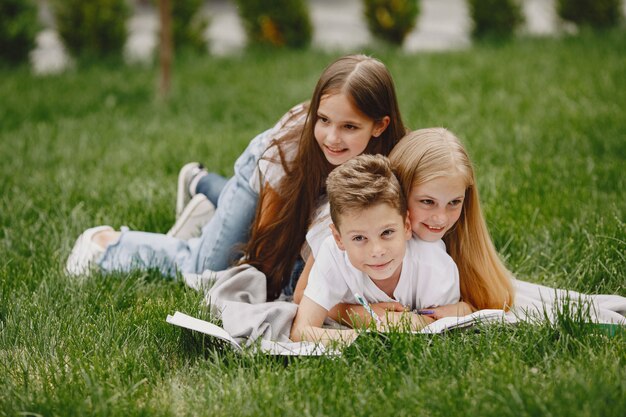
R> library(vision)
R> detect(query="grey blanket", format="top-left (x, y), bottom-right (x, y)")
top-left (184, 265), bottom-right (299, 348)
top-left (183, 265), bottom-right (626, 346)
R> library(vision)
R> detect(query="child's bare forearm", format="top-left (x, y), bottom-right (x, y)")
top-left (291, 296), bottom-right (358, 346)
top-left (330, 302), bottom-right (405, 328)
top-left (419, 301), bottom-right (475, 320)
top-left (384, 311), bottom-right (434, 331)
top-left (290, 324), bottom-right (357, 346)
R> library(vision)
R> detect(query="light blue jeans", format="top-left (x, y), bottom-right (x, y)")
top-left (98, 130), bottom-right (264, 276)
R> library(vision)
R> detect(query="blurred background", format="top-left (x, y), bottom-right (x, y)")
top-left (2, 0), bottom-right (623, 75)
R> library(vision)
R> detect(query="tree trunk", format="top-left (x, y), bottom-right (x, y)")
top-left (158, 0), bottom-right (173, 99)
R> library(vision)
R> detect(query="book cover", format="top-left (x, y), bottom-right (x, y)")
top-left (166, 311), bottom-right (333, 356)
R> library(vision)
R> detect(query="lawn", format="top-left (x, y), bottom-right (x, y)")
top-left (0, 30), bottom-right (624, 416)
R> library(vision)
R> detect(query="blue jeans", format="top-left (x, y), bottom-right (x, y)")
top-left (98, 131), bottom-right (263, 276)
top-left (196, 172), bottom-right (228, 207)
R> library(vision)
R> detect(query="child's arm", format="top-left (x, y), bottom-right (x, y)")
top-left (293, 254), bottom-right (314, 304)
top-left (294, 256), bottom-right (406, 323)
top-left (330, 303), bottom-right (434, 331)
top-left (290, 296), bottom-right (358, 345)
top-left (381, 311), bottom-right (434, 331)
top-left (294, 253), bottom-right (429, 330)
top-left (330, 302), bottom-right (406, 327)
top-left (418, 301), bottom-right (475, 319)
top-left (297, 266), bottom-right (426, 329)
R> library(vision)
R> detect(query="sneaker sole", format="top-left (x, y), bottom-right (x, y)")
top-left (176, 162), bottom-right (202, 218)
top-left (168, 194), bottom-right (216, 240)
top-left (66, 225), bottom-right (113, 276)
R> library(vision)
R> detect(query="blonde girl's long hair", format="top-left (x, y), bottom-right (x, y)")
top-left (243, 54), bottom-right (406, 300)
top-left (389, 128), bottom-right (514, 310)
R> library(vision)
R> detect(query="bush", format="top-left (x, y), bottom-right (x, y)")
top-left (467, 0), bottom-right (524, 39)
top-left (234, 0), bottom-right (312, 48)
top-left (51, 0), bottom-right (130, 58)
top-left (0, 0), bottom-right (40, 64)
top-left (363, 0), bottom-right (420, 45)
top-left (169, 0), bottom-right (209, 52)
top-left (557, 0), bottom-right (622, 28)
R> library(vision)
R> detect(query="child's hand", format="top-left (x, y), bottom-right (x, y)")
top-left (417, 301), bottom-right (474, 320)
top-left (370, 301), bottom-right (405, 316)
top-left (379, 311), bottom-right (434, 332)
top-left (370, 301), bottom-right (406, 331)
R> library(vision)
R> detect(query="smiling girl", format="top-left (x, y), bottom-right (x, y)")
top-left (66, 54), bottom-right (407, 300)
top-left (391, 128), bottom-right (514, 316)
top-left (294, 127), bottom-right (514, 325)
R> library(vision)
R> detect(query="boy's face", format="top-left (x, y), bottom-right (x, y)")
top-left (407, 175), bottom-right (466, 242)
top-left (331, 203), bottom-right (411, 282)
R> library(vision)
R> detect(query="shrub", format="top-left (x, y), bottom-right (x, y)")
top-left (557, 0), bottom-right (622, 28)
top-left (0, 0), bottom-right (40, 64)
top-left (363, 0), bottom-right (420, 45)
top-left (51, 0), bottom-right (130, 58)
top-left (467, 0), bottom-right (524, 39)
top-left (234, 0), bottom-right (312, 48)
top-left (169, 0), bottom-right (209, 52)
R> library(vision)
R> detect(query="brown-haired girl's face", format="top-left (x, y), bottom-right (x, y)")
top-left (407, 175), bottom-right (466, 242)
top-left (314, 93), bottom-right (389, 166)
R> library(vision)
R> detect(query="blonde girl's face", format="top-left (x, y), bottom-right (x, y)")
top-left (314, 93), bottom-right (390, 166)
top-left (407, 175), bottom-right (466, 242)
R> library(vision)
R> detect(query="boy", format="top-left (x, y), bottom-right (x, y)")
top-left (290, 154), bottom-right (460, 345)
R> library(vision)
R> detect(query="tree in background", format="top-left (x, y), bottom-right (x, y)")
top-left (467, 0), bottom-right (524, 39)
top-left (51, 0), bottom-right (130, 58)
top-left (0, 0), bottom-right (40, 65)
top-left (235, 0), bottom-right (312, 48)
top-left (557, 0), bottom-right (622, 28)
top-left (168, 0), bottom-right (209, 52)
top-left (363, 0), bottom-right (420, 45)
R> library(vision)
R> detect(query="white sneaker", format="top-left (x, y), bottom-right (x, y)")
top-left (66, 225), bottom-right (113, 276)
top-left (167, 194), bottom-right (216, 240)
top-left (176, 162), bottom-right (207, 218)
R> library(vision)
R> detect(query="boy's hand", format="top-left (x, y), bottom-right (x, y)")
top-left (370, 302), bottom-right (407, 331)
top-left (417, 301), bottom-right (474, 320)
top-left (378, 311), bottom-right (434, 332)
top-left (370, 301), bottom-right (405, 316)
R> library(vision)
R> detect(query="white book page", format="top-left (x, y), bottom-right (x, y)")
top-left (166, 311), bottom-right (339, 356)
top-left (166, 311), bottom-right (243, 351)
top-left (419, 309), bottom-right (506, 334)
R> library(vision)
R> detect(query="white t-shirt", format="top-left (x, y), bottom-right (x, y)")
top-left (304, 235), bottom-right (460, 311)
top-left (305, 201), bottom-right (331, 259)
top-left (301, 199), bottom-right (330, 260)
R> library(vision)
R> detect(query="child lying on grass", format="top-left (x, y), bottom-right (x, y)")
top-left (290, 154), bottom-right (460, 345)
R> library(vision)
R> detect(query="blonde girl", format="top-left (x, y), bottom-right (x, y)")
top-left (389, 128), bottom-right (514, 312)
top-left (67, 55), bottom-right (406, 300)
top-left (294, 127), bottom-right (513, 324)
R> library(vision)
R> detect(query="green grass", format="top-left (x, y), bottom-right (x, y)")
top-left (1, 31), bottom-right (625, 416)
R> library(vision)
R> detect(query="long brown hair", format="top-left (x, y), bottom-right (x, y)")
top-left (243, 55), bottom-right (406, 300)
top-left (389, 128), bottom-right (514, 310)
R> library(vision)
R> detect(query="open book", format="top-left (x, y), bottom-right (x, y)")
top-left (166, 311), bottom-right (332, 356)
top-left (417, 309), bottom-right (508, 333)
top-left (167, 309), bottom-right (508, 356)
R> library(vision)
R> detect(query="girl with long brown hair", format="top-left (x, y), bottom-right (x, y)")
top-left (66, 55), bottom-right (406, 300)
